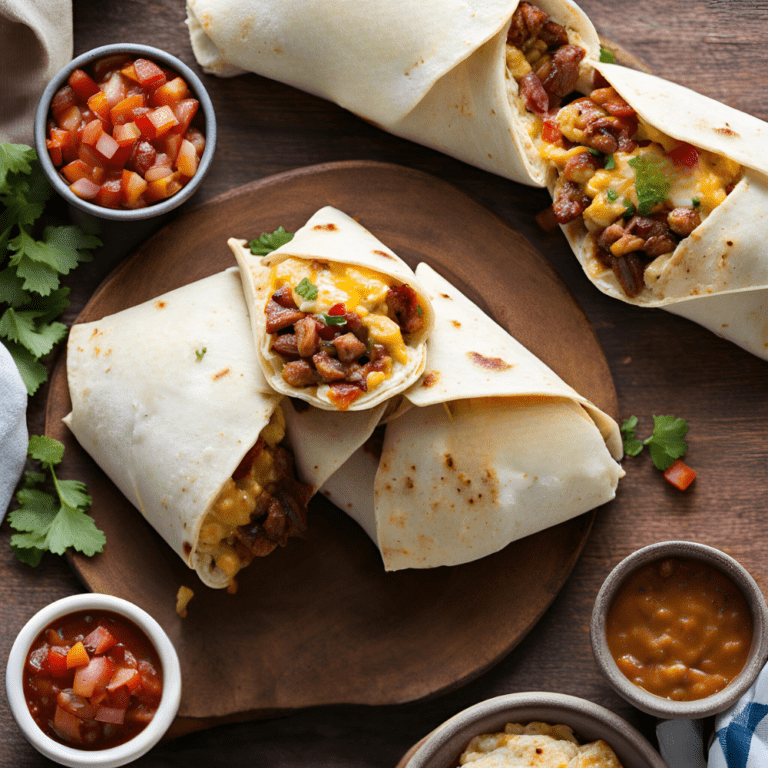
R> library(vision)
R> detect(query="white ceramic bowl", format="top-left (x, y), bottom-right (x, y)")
top-left (6, 593), bottom-right (181, 767)
top-left (398, 692), bottom-right (666, 768)
top-left (591, 540), bottom-right (768, 720)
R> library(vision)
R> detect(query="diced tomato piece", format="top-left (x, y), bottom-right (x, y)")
top-left (125, 702), bottom-right (157, 725)
top-left (57, 689), bottom-right (95, 720)
top-left (172, 98), bottom-right (199, 134)
top-left (81, 119), bottom-right (104, 147)
top-left (61, 159), bottom-right (105, 184)
top-left (53, 705), bottom-right (87, 745)
top-left (164, 132), bottom-right (183, 162)
top-left (185, 127), bottom-right (206, 156)
top-left (145, 172), bottom-right (182, 202)
top-left (107, 666), bottom-right (142, 693)
top-left (113, 121), bottom-right (141, 147)
top-left (57, 104), bottom-right (82, 132)
top-left (93, 53), bottom-right (133, 82)
top-left (51, 85), bottom-right (77, 121)
top-left (133, 58), bottom-right (167, 87)
top-left (93, 178), bottom-right (122, 208)
top-left (68, 69), bottom-right (100, 100)
top-left (69, 177), bottom-right (101, 200)
top-left (90, 689), bottom-right (108, 707)
top-left (96, 706), bottom-right (126, 724)
top-left (66, 641), bottom-right (90, 669)
top-left (668, 142), bottom-right (700, 168)
top-left (663, 459), bottom-right (697, 490)
top-left (46, 140), bottom-right (63, 166)
top-left (109, 93), bottom-right (146, 125)
top-left (26, 646), bottom-right (50, 675)
top-left (328, 303), bottom-right (346, 316)
top-left (102, 71), bottom-right (127, 108)
top-left (86, 90), bottom-right (111, 123)
top-left (108, 684), bottom-right (132, 709)
top-left (133, 111), bottom-right (156, 139)
top-left (73, 656), bottom-right (114, 697)
top-left (120, 63), bottom-right (139, 82)
top-left (133, 659), bottom-right (163, 706)
top-left (175, 138), bottom-right (199, 177)
top-left (121, 169), bottom-right (148, 207)
top-left (83, 626), bottom-right (118, 655)
top-left (151, 77), bottom-right (190, 107)
top-left (541, 119), bottom-right (563, 145)
top-left (104, 144), bottom-right (134, 170)
top-left (48, 647), bottom-right (69, 677)
top-left (78, 142), bottom-right (105, 168)
top-left (94, 131), bottom-right (120, 160)
top-left (147, 105), bottom-right (178, 137)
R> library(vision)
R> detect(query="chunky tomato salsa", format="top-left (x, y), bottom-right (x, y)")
top-left (23, 610), bottom-right (163, 749)
top-left (45, 54), bottom-right (206, 209)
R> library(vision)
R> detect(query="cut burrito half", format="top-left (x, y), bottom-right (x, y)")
top-left (321, 263), bottom-right (624, 570)
top-left (231, 206), bottom-right (434, 412)
top-left (64, 268), bottom-right (319, 592)
top-left (185, 0), bottom-right (600, 186)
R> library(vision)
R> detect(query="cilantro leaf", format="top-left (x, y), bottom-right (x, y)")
top-left (0, 144), bottom-right (36, 191)
top-left (195, 347), bottom-right (207, 361)
top-left (628, 154), bottom-right (673, 216)
top-left (606, 190), bottom-right (619, 203)
top-left (604, 154), bottom-right (616, 170)
top-left (643, 415), bottom-right (689, 470)
top-left (0, 307), bottom-right (67, 358)
top-left (620, 416), bottom-right (644, 456)
top-left (295, 277), bottom-right (318, 301)
top-left (599, 48), bottom-right (616, 64)
top-left (320, 313), bottom-right (347, 326)
top-left (249, 226), bottom-right (294, 255)
top-left (623, 199), bottom-right (636, 218)
top-left (8, 436), bottom-right (105, 566)
top-left (3, 340), bottom-right (48, 395)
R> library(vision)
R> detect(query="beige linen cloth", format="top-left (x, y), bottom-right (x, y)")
top-left (0, 0), bottom-right (72, 144)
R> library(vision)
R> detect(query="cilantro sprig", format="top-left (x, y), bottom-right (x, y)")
top-left (8, 435), bottom-right (105, 566)
top-left (0, 143), bottom-right (101, 395)
top-left (628, 154), bottom-right (673, 216)
top-left (295, 277), bottom-right (318, 301)
top-left (621, 415), bottom-right (690, 470)
top-left (249, 226), bottom-right (294, 256)
top-left (599, 47), bottom-right (616, 64)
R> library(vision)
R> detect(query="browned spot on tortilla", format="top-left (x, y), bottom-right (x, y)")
top-left (183, 542), bottom-right (192, 556)
top-left (274, 46), bottom-right (283, 54)
top-left (727, 240), bottom-right (734, 246)
top-left (715, 126), bottom-right (739, 137)
top-left (89, 328), bottom-right (99, 339)
top-left (468, 351), bottom-right (512, 371)
top-left (421, 371), bottom-right (439, 388)
top-left (444, 454), bottom-right (455, 470)
top-left (213, 367), bottom-right (231, 380)
top-left (313, 223), bottom-right (337, 231)
top-left (405, 477), bottom-right (414, 489)
top-left (451, 320), bottom-right (461, 328)
top-left (372, 249), bottom-right (395, 260)
top-left (440, 293), bottom-right (451, 299)
top-left (155, 300), bottom-right (167, 309)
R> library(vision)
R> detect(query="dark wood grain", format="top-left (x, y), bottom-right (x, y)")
top-left (45, 161), bottom-right (614, 723)
top-left (2, 0), bottom-right (768, 765)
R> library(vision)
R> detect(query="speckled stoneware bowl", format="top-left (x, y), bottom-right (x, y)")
top-left (6, 593), bottom-right (181, 768)
top-left (397, 692), bottom-right (666, 768)
top-left (591, 540), bottom-right (768, 720)
top-left (34, 43), bottom-right (216, 221)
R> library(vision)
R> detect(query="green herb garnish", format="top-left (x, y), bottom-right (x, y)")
top-left (416, 305), bottom-right (423, 316)
top-left (0, 143), bottom-right (101, 395)
top-left (599, 48), bottom-right (616, 64)
top-left (295, 277), bottom-right (318, 301)
top-left (604, 154), bottom-right (616, 170)
top-left (606, 190), bottom-right (619, 203)
top-left (623, 199), bottom-right (636, 218)
top-left (628, 154), bottom-right (673, 216)
top-left (195, 347), bottom-right (207, 361)
top-left (8, 436), bottom-right (105, 566)
top-left (588, 148), bottom-right (601, 157)
top-left (692, 197), bottom-right (701, 208)
top-left (621, 415), bottom-right (690, 470)
top-left (320, 313), bottom-right (347, 326)
top-left (249, 226), bottom-right (294, 256)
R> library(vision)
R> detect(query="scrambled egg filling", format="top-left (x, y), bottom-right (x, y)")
top-left (196, 405), bottom-right (286, 585)
top-left (270, 257), bottom-right (410, 386)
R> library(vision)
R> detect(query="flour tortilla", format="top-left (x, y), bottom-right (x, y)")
top-left (231, 206), bottom-right (434, 411)
top-left (186, 0), bottom-right (599, 186)
top-left (553, 62), bottom-right (768, 359)
top-left (322, 263), bottom-right (623, 570)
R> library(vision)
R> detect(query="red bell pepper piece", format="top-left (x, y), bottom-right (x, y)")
top-left (663, 459), bottom-right (696, 490)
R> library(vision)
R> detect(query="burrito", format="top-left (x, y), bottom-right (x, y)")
top-left (64, 268), bottom-right (316, 591)
top-left (321, 263), bottom-right (624, 571)
top-left (231, 206), bottom-right (435, 412)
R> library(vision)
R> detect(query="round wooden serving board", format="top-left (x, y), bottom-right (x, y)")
top-left (45, 160), bottom-right (619, 732)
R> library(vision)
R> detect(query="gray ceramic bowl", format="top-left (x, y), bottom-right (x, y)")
top-left (34, 43), bottom-right (216, 221)
top-left (398, 692), bottom-right (666, 768)
top-left (591, 541), bottom-right (768, 720)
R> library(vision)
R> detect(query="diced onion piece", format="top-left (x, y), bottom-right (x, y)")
top-left (81, 119), bottom-right (104, 147)
top-left (69, 177), bottom-right (101, 200)
top-left (95, 131), bottom-right (120, 160)
top-left (102, 71), bottom-right (127, 107)
top-left (83, 625), bottom-right (117, 655)
top-left (185, 127), bottom-right (206, 156)
top-left (175, 139), bottom-right (199, 177)
top-left (58, 104), bottom-right (82, 132)
top-left (144, 165), bottom-right (173, 182)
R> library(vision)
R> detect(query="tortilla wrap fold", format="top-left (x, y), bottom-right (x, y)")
top-left (185, 0), bottom-right (599, 186)
top-left (321, 263), bottom-right (624, 570)
top-left (549, 62), bottom-right (768, 358)
top-left (231, 206), bottom-right (435, 411)
top-left (63, 268), bottom-right (378, 589)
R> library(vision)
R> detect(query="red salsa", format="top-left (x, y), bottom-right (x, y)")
top-left (45, 54), bottom-right (206, 209)
top-left (23, 609), bottom-right (163, 749)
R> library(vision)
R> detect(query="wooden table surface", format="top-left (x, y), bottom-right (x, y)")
top-left (3, 0), bottom-right (768, 765)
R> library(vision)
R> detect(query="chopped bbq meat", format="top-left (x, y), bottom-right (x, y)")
top-left (282, 360), bottom-right (321, 387)
top-left (535, 44), bottom-right (585, 103)
top-left (612, 252), bottom-right (646, 298)
top-left (333, 332), bottom-right (368, 363)
top-left (667, 207), bottom-right (702, 237)
top-left (265, 300), bottom-right (306, 333)
top-left (562, 151), bottom-right (601, 184)
top-left (271, 333), bottom-right (299, 358)
top-left (294, 316), bottom-right (321, 357)
top-left (552, 181), bottom-right (591, 224)
top-left (507, 2), bottom-right (549, 47)
top-left (519, 71), bottom-right (550, 115)
top-left (387, 284), bottom-right (423, 334)
top-left (312, 350), bottom-right (347, 382)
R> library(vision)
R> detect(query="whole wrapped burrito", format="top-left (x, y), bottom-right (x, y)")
top-left (64, 269), bottom-right (318, 591)
top-left (321, 263), bottom-right (624, 570)
top-left (231, 206), bottom-right (434, 412)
